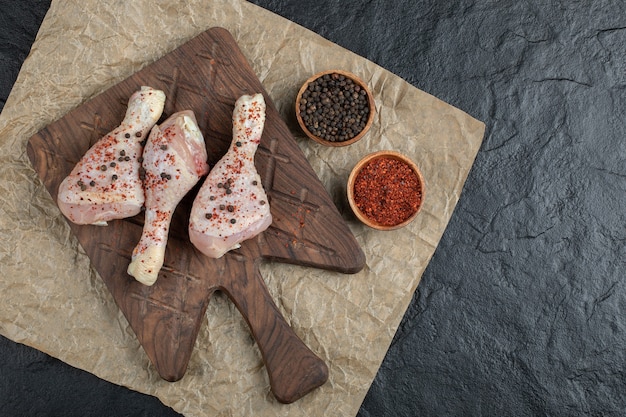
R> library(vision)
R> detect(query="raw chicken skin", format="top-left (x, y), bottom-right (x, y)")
top-left (189, 93), bottom-right (272, 258)
top-left (57, 86), bottom-right (166, 225)
top-left (127, 110), bottom-right (209, 286)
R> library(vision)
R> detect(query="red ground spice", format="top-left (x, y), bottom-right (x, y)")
top-left (353, 157), bottom-right (422, 226)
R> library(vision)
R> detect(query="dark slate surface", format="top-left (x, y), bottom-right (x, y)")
top-left (1, 0), bottom-right (625, 416)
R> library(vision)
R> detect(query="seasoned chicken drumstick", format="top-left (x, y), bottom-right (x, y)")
top-left (189, 93), bottom-right (272, 258)
top-left (57, 86), bottom-right (165, 225)
top-left (127, 111), bottom-right (209, 286)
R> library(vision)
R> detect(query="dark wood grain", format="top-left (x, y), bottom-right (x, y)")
top-left (26, 27), bottom-right (364, 403)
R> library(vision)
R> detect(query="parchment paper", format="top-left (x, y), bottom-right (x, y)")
top-left (0, 0), bottom-right (485, 416)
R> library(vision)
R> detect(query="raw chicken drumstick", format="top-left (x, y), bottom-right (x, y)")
top-left (189, 93), bottom-right (272, 258)
top-left (57, 86), bottom-right (166, 225)
top-left (127, 111), bottom-right (209, 286)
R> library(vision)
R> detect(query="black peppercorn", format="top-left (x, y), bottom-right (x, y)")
top-left (299, 72), bottom-right (370, 143)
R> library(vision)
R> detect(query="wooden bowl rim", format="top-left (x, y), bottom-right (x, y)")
top-left (295, 69), bottom-right (375, 147)
top-left (347, 150), bottom-right (425, 230)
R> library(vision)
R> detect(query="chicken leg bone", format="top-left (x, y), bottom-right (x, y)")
top-left (127, 110), bottom-right (209, 285)
top-left (57, 86), bottom-right (166, 225)
top-left (189, 93), bottom-right (272, 258)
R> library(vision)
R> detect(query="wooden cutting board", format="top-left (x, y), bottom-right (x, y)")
top-left (26, 27), bottom-right (365, 404)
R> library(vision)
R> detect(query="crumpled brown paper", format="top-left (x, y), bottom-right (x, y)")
top-left (0, 0), bottom-right (485, 416)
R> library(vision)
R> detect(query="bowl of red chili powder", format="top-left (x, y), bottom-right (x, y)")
top-left (347, 151), bottom-right (425, 230)
top-left (296, 70), bottom-right (375, 147)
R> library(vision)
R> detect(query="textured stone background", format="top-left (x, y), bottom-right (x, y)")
top-left (2, 1), bottom-right (625, 416)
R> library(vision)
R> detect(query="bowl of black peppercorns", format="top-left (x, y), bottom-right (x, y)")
top-left (296, 70), bottom-right (375, 147)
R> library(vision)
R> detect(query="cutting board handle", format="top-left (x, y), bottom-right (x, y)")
top-left (222, 256), bottom-right (329, 403)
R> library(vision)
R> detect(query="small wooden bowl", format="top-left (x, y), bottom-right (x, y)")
top-left (347, 151), bottom-right (425, 230)
top-left (295, 70), bottom-right (375, 147)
